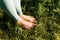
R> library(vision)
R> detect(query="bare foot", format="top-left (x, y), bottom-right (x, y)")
top-left (17, 17), bottom-right (36, 30)
top-left (20, 14), bottom-right (37, 23)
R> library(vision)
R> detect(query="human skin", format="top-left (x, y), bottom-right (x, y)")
top-left (0, 0), bottom-right (36, 30)
top-left (17, 14), bottom-right (37, 30)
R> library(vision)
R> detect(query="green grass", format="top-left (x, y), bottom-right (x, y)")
top-left (0, 0), bottom-right (60, 40)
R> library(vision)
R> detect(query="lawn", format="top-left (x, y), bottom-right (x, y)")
top-left (0, 0), bottom-right (60, 40)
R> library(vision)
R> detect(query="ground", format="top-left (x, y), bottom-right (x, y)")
top-left (0, 0), bottom-right (60, 40)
